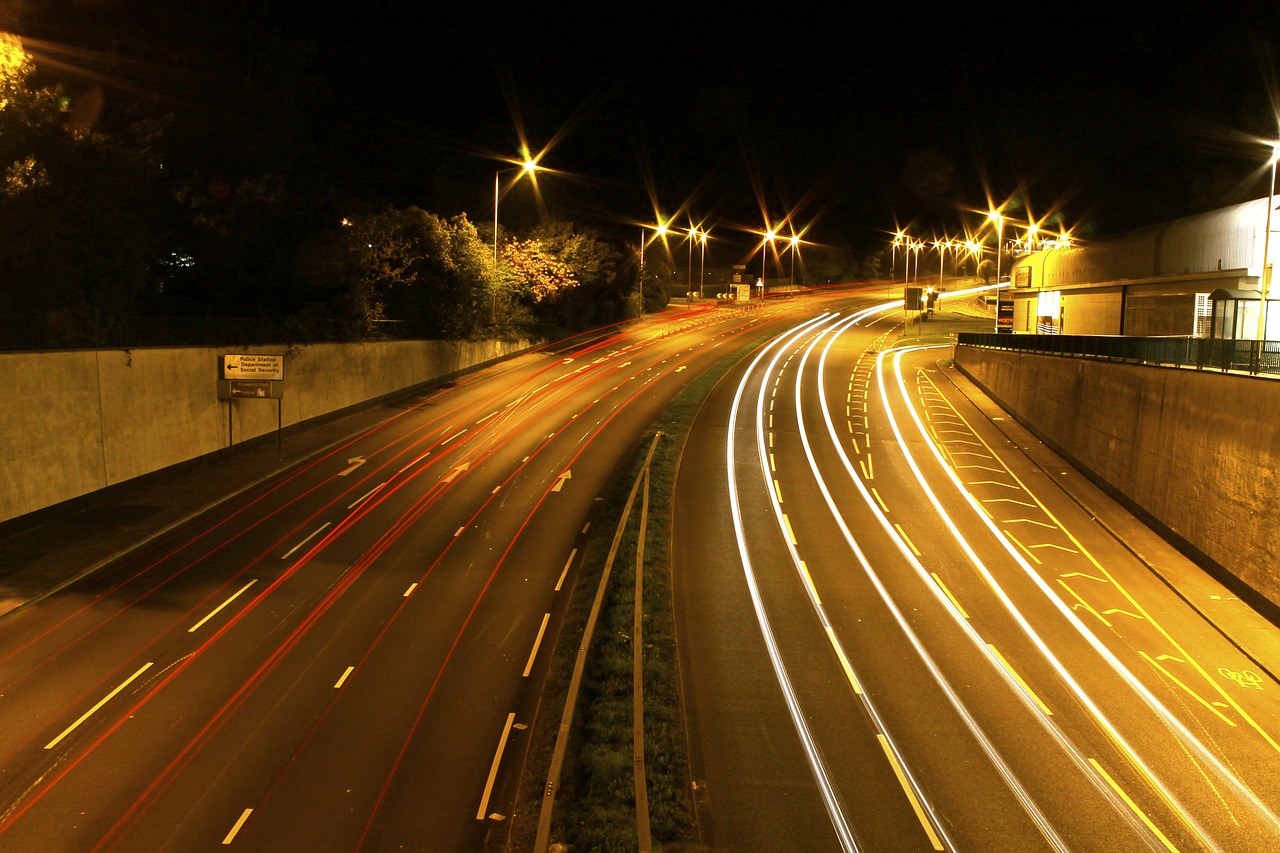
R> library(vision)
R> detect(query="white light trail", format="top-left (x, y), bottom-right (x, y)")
top-left (725, 311), bottom-right (862, 853)
top-left (883, 347), bottom-right (1280, 846)
top-left (787, 310), bottom-right (1067, 850)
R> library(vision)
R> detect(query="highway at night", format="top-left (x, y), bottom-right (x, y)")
top-left (0, 295), bottom-right (847, 851)
top-left (2, 288), bottom-right (1280, 852)
top-left (674, 300), bottom-right (1280, 851)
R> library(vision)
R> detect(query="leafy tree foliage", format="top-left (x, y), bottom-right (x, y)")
top-left (0, 33), bottom-right (175, 346)
top-left (0, 21), bottom-right (644, 347)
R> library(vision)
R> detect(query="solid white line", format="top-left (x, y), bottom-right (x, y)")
top-left (189, 579), bottom-right (258, 633)
top-left (334, 665), bottom-right (355, 689)
top-left (222, 808), bottom-right (253, 845)
top-left (281, 523), bottom-right (331, 560)
top-left (476, 712), bottom-right (517, 820)
top-left (523, 613), bottom-right (551, 677)
top-left (556, 549), bottom-right (576, 591)
top-left (45, 662), bottom-right (154, 750)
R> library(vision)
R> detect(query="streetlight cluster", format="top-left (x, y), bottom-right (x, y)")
top-left (886, 205), bottom-right (1074, 333)
top-left (889, 208), bottom-right (1074, 290)
top-left (491, 145), bottom-right (815, 314)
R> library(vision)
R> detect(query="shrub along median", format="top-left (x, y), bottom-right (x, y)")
top-left (511, 343), bottom-right (752, 852)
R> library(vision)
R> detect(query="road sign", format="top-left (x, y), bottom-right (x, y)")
top-left (221, 354), bottom-right (284, 380)
top-left (217, 379), bottom-right (284, 400)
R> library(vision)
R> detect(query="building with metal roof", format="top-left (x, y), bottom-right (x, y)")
top-left (1005, 197), bottom-right (1279, 339)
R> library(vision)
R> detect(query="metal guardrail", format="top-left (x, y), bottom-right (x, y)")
top-left (956, 333), bottom-right (1280, 378)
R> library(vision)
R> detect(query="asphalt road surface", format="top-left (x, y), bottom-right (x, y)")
top-left (0, 294), bottom-right (854, 852)
top-left (3, 286), bottom-right (1278, 852)
top-left (674, 300), bottom-right (1280, 851)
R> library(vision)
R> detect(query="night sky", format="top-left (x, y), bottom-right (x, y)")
top-left (16, 2), bottom-right (1280, 268)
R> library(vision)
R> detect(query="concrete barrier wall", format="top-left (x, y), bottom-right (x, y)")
top-left (1, 339), bottom-right (530, 525)
top-left (953, 346), bottom-right (1280, 609)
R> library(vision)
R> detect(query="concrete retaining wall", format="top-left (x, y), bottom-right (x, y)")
top-left (954, 346), bottom-right (1280, 609)
top-left (0, 339), bottom-right (530, 525)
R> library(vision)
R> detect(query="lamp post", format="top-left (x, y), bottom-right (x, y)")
top-left (494, 155), bottom-right (539, 268)
top-left (988, 211), bottom-right (1005, 333)
top-left (698, 228), bottom-right (709, 299)
top-left (1259, 140), bottom-right (1279, 341)
top-left (638, 221), bottom-right (669, 314)
top-left (890, 231), bottom-right (905, 296)
top-left (686, 227), bottom-right (698, 304)
top-left (934, 238), bottom-right (954, 289)
top-left (788, 233), bottom-right (800, 290)
top-left (760, 228), bottom-right (777, 299)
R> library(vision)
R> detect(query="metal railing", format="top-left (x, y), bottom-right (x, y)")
top-left (956, 333), bottom-right (1280, 378)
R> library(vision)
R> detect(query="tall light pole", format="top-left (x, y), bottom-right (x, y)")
top-left (698, 228), bottom-right (709, 299)
top-left (686, 227), bottom-right (697, 304)
top-left (494, 155), bottom-right (539, 268)
top-left (788, 233), bottom-right (800, 289)
top-left (988, 211), bottom-right (1005, 333)
top-left (638, 221), bottom-right (669, 314)
top-left (890, 232), bottom-right (904, 296)
top-left (934, 238), bottom-right (954, 290)
top-left (760, 228), bottom-right (776, 299)
top-left (1259, 140), bottom-right (1279, 341)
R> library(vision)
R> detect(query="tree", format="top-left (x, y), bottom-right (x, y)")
top-left (0, 32), bottom-right (175, 346)
top-left (381, 209), bottom-right (491, 340)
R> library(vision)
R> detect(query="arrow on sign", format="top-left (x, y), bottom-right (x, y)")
top-left (442, 462), bottom-right (470, 483)
top-left (552, 470), bottom-right (572, 492)
top-left (338, 457), bottom-right (366, 476)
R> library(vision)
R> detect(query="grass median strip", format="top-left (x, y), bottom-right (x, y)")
top-left (513, 345), bottom-right (752, 851)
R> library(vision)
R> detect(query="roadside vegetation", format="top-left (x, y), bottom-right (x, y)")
top-left (512, 345), bottom-right (754, 852)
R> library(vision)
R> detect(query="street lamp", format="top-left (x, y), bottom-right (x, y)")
top-left (933, 238), bottom-right (955, 289)
top-left (698, 228), bottom-right (709, 299)
top-left (1259, 139), bottom-right (1279, 341)
top-left (638, 221), bottom-right (669, 314)
top-left (788, 233), bottom-right (801, 289)
top-left (686, 227), bottom-right (698, 304)
top-left (890, 231), bottom-right (905, 296)
top-left (494, 155), bottom-right (539, 268)
top-left (987, 210), bottom-right (1005, 332)
top-left (760, 227), bottom-right (777, 299)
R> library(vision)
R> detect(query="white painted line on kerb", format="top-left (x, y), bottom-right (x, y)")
top-left (477, 712), bottom-right (517, 820)
top-left (556, 549), bottom-right (577, 591)
top-left (45, 662), bottom-right (154, 750)
top-left (281, 523), bottom-right (331, 561)
top-left (334, 666), bottom-right (355, 689)
top-left (189, 580), bottom-right (259, 633)
top-left (523, 614), bottom-right (551, 677)
top-left (222, 808), bottom-right (253, 845)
